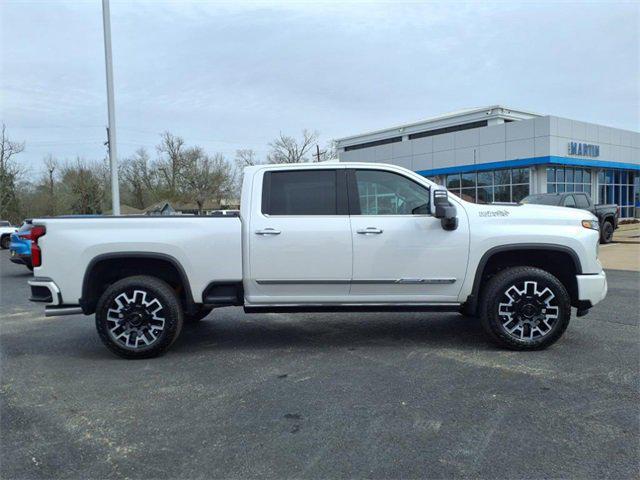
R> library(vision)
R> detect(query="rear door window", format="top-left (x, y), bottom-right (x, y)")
top-left (262, 170), bottom-right (346, 215)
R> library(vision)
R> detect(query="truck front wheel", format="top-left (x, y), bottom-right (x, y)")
top-left (479, 267), bottom-right (571, 350)
top-left (95, 275), bottom-right (184, 359)
top-left (600, 221), bottom-right (614, 244)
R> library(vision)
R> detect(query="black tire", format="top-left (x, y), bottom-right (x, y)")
top-left (0, 235), bottom-right (10, 250)
top-left (600, 221), bottom-right (614, 244)
top-left (185, 306), bottom-right (213, 323)
top-left (95, 275), bottom-right (184, 359)
top-left (479, 266), bottom-right (571, 350)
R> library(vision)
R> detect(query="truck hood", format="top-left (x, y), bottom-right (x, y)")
top-left (461, 201), bottom-right (597, 225)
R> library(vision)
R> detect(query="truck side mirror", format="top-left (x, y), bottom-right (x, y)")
top-left (432, 189), bottom-right (458, 231)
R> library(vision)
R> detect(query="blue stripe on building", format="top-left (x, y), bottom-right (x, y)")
top-left (415, 155), bottom-right (640, 177)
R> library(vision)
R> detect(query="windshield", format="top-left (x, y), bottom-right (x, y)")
top-left (520, 194), bottom-right (561, 206)
top-left (0, 221), bottom-right (10, 227)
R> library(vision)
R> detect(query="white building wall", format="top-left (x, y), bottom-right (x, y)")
top-left (339, 115), bottom-right (640, 172)
top-left (339, 117), bottom-right (550, 170)
top-left (547, 115), bottom-right (640, 165)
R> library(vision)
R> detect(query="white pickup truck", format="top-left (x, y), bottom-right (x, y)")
top-left (28, 162), bottom-right (607, 358)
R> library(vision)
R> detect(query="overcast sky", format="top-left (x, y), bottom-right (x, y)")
top-left (1, 0), bottom-right (639, 173)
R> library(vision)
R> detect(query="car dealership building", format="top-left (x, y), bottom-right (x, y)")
top-left (336, 106), bottom-right (640, 218)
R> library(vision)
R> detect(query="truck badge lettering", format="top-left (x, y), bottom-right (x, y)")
top-left (479, 210), bottom-right (510, 217)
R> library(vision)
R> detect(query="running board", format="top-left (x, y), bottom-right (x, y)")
top-left (244, 304), bottom-right (461, 314)
top-left (45, 306), bottom-right (84, 317)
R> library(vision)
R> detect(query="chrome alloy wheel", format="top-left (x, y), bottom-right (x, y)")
top-left (106, 289), bottom-right (166, 349)
top-left (497, 281), bottom-right (559, 341)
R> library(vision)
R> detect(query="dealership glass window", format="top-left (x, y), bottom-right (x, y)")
top-left (547, 166), bottom-right (592, 195)
top-left (598, 169), bottom-right (636, 218)
top-left (446, 174), bottom-right (461, 190)
top-left (443, 167), bottom-right (529, 204)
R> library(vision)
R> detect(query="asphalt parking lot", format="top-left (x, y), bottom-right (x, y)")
top-left (1, 251), bottom-right (639, 479)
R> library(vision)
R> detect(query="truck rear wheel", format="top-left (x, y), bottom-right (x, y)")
top-left (600, 221), bottom-right (614, 244)
top-left (95, 275), bottom-right (184, 359)
top-left (479, 267), bottom-right (571, 350)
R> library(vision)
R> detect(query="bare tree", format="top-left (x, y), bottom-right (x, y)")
top-left (60, 158), bottom-right (105, 214)
top-left (0, 124), bottom-right (26, 220)
top-left (324, 140), bottom-right (339, 161)
top-left (43, 155), bottom-right (58, 215)
top-left (233, 148), bottom-right (260, 195)
top-left (121, 148), bottom-right (156, 209)
top-left (267, 129), bottom-right (318, 164)
top-left (181, 148), bottom-right (234, 214)
top-left (155, 131), bottom-right (186, 198)
top-left (235, 149), bottom-right (258, 168)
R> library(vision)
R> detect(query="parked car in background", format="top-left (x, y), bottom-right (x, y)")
top-left (28, 162), bottom-right (607, 359)
top-left (0, 220), bottom-right (17, 249)
top-left (521, 192), bottom-right (619, 244)
top-left (9, 220), bottom-right (33, 271)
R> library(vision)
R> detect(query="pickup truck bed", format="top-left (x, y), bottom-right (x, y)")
top-left (33, 216), bottom-right (242, 308)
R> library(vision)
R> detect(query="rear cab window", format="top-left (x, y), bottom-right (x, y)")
top-left (575, 194), bottom-right (590, 209)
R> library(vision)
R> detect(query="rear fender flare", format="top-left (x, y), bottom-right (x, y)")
top-left (80, 252), bottom-right (195, 314)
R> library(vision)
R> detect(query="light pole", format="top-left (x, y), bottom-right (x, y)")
top-left (102, 0), bottom-right (120, 215)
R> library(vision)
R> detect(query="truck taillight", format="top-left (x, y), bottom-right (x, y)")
top-left (30, 226), bottom-right (46, 267)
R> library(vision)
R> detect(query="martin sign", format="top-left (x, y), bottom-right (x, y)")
top-left (568, 141), bottom-right (600, 157)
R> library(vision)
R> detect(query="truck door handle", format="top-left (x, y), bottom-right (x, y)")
top-left (255, 228), bottom-right (281, 235)
top-left (356, 227), bottom-right (383, 234)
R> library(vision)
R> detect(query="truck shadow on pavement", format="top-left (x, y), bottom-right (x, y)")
top-left (172, 312), bottom-right (492, 354)
top-left (1, 312), bottom-right (495, 361)
top-left (8, 313), bottom-right (494, 361)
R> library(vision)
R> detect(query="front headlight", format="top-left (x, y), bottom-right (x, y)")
top-left (582, 219), bottom-right (599, 231)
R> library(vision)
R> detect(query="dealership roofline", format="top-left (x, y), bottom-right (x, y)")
top-left (335, 105), bottom-right (542, 147)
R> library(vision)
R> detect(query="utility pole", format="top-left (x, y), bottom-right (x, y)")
top-left (102, 0), bottom-right (120, 215)
top-left (313, 144), bottom-right (326, 162)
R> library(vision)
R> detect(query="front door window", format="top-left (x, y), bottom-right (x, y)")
top-left (352, 170), bottom-right (430, 215)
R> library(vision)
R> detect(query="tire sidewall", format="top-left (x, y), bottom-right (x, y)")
top-left (481, 267), bottom-right (571, 350)
top-left (0, 236), bottom-right (9, 249)
top-left (601, 222), bottom-right (613, 244)
top-left (95, 276), bottom-right (183, 359)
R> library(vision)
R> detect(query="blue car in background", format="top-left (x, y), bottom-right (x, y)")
top-left (9, 220), bottom-right (33, 271)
